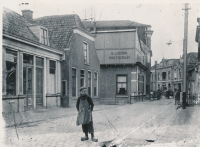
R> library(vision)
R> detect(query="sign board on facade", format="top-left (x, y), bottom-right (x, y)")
top-left (105, 49), bottom-right (135, 64)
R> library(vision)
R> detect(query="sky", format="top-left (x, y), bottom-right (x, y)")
top-left (2, 0), bottom-right (200, 65)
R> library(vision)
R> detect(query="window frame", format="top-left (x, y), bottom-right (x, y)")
top-left (88, 70), bottom-right (92, 96)
top-left (5, 49), bottom-right (18, 96)
top-left (72, 67), bottom-right (77, 97)
top-left (116, 74), bottom-right (128, 95)
top-left (40, 27), bottom-right (48, 45)
top-left (94, 72), bottom-right (98, 97)
top-left (83, 42), bottom-right (89, 64)
top-left (80, 69), bottom-right (85, 88)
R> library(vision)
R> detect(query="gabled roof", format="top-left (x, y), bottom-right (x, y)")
top-left (3, 7), bottom-right (39, 42)
top-left (83, 20), bottom-right (151, 29)
top-left (31, 14), bottom-right (91, 50)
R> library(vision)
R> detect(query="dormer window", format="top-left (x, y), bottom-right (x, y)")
top-left (40, 28), bottom-right (48, 45)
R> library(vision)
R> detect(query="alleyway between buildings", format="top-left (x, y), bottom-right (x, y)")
top-left (2, 98), bottom-right (200, 147)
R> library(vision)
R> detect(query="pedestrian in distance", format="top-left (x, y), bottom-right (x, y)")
top-left (157, 88), bottom-right (161, 100)
top-left (175, 89), bottom-right (180, 105)
top-left (76, 87), bottom-right (98, 142)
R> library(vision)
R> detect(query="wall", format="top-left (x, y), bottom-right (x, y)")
top-left (95, 31), bottom-right (137, 64)
top-left (2, 36), bottom-right (62, 113)
top-left (99, 65), bottom-right (136, 100)
top-left (61, 33), bottom-right (100, 107)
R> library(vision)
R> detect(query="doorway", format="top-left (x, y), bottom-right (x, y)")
top-left (36, 68), bottom-right (43, 107)
top-left (23, 66), bottom-right (33, 110)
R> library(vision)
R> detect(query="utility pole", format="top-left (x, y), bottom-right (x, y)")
top-left (155, 61), bottom-right (157, 91)
top-left (182, 3), bottom-right (191, 109)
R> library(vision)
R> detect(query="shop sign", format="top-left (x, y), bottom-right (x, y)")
top-left (6, 53), bottom-right (17, 62)
top-left (105, 50), bottom-right (134, 64)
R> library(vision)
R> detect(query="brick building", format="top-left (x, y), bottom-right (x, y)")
top-left (2, 7), bottom-right (64, 113)
top-left (151, 52), bottom-right (198, 93)
top-left (83, 20), bottom-right (153, 103)
top-left (27, 12), bottom-right (100, 106)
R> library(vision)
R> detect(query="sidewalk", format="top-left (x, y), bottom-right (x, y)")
top-left (144, 105), bottom-right (200, 147)
top-left (2, 103), bottom-right (122, 127)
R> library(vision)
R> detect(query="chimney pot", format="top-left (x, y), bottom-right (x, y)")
top-left (22, 10), bottom-right (33, 20)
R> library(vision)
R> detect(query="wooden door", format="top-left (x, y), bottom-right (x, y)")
top-left (36, 68), bottom-right (43, 106)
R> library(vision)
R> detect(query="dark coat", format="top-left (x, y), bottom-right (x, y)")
top-left (175, 91), bottom-right (180, 100)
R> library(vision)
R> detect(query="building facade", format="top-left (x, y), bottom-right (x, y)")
top-left (2, 8), bottom-right (63, 113)
top-left (83, 20), bottom-right (153, 103)
top-left (26, 11), bottom-right (100, 106)
top-left (151, 53), bottom-right (198, 93)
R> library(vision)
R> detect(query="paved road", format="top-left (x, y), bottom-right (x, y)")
top-left (2, 98), bottom-right (185, 147)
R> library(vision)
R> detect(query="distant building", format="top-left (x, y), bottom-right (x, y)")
top-left (151, 53), bottom-right (198, 93)
top-left (83, 20), bottom-right (153, 103)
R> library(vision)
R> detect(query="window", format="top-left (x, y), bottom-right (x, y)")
top-left (138, 74), bottom-right (144, 93)
top-left (6, 49), bottom-right (17, 95)
top-left (72, 68), bottom-right (77, 97)
top-left (50, 60), bottom-right (56, 74)
top-left (168, 71), bottom-right (171, 80)
top-left (49, 60), bottom-right (56, 94)
top-left (80, 70), bottom-right (85, 87)
top-left (94, 72), bottom-right (98, 96)
top-left (23, 53), bottom-right (33, 64)
top-left (88, 71), bottom-right (91, 96)
top-left (179, 69), bottom-right (181, 79)
top-left (83, 42), bottom-right (89, 63)
top-left (158, 73), bottom-right (160, 80)
top-left (174, 69), bottom-right (177, 78)
top-left (41, 28), bottom-right (48, 45)
top-left (117, 75), bottom-right (127, 95)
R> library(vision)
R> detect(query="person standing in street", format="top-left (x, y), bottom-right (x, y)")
top-left (76, 87), bottom-right (98, 142)
top-left (175, 89), bottom-right (180, 105)
top-left (157, 88), bottom-right (161, 100)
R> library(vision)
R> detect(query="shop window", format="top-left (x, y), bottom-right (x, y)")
top-left (6, 49), bottom-right (17, 95)
top-left (88, 71), bottom-right (91, 96)
top-left (117, 75), bottom-right (127, 95)
top-left (23, 54), bottom-right (33, 64)
top-left (72, 68), bottom-right (77, 97)
top-left (41, 28), bottom-right (48, 45)
top-left (83, 42), bottom-right (89, 63)
top-left (80, 70), bottom-right (85, 87)
top-left (36, 57), bottom-right (44, 67)
top-left (94, 72), bottom-right (98, 96)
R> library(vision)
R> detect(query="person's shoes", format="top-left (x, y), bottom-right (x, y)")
top-left (81, 136), bottom-right (89, 141)
top-left (81, 133), bottom-right (89, 141)
top-left (91, 137), bottom-right (98, 142)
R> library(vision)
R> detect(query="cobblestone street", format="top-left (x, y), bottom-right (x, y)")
top-left (2, 98), bottom-right (182, 147)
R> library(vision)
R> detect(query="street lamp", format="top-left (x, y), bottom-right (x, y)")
top-left (166, 38), bottom-right (186, 108)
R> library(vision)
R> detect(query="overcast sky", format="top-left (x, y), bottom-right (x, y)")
top-left (2, 0), bottom-right (200, 65)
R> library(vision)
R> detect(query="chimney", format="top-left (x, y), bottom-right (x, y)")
top-left (22, 10), bottom-right (33, 20)
top-left (93, 21), bottom-right (96, 33)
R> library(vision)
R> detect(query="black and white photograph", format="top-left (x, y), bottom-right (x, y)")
top-left (1, 0), bottom-right (200, 146)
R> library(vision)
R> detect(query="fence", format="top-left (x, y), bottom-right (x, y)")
top-left (130, 92), bottom-right (144, 104)
top-left (186, 93), bottom-right (200, 106)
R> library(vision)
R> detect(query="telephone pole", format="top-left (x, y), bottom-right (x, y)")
top-left (182, 3), bottom-right (191, 109)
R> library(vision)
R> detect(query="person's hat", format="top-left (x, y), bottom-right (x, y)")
top-left (79, 87), bottom-right (86, 91)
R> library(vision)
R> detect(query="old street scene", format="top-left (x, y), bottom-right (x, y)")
top-left (1, 1), bottom-right (200, 147)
